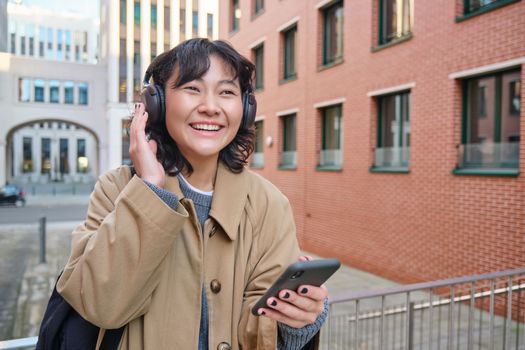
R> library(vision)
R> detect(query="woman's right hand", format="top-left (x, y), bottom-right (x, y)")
top-left (129, 103), bottom-right (166, 188)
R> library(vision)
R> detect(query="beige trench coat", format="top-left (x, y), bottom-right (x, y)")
top-left (57, 163), bottom-right (302, 349)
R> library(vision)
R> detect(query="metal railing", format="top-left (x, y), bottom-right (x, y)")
top-left (374, 147), bottom-right (410, 168)
top-left (321, 267), bottom-right (525, 350)
top-left (458, 142), bottom-right (520, 169)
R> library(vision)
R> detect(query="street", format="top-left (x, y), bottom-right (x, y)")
top-left (0, 204), bottom-right (88, 224)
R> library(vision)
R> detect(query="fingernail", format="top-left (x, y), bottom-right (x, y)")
top-left (134, 103), bottom-right (137, 108)
top-left (301, 287), bottom-right (308, 294)
top-left (271, 300), bottom-right (277, 306)
top-left (283, 292), bottom-right (290, 299)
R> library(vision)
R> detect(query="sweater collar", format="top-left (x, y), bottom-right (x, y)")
top-left (164, 162), bottom-right (248, 241)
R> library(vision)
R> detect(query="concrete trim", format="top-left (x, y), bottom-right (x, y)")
top-left (448, 57), bottom-right (525, 79)
top-left (248, 36), bottom-right (266, 49)
top-left (316, 0), bottom-right (339, 9)
top-left (313, 97), bottom-right (346, 109)
top-left (367, 82), bottom-right (416, 97)
top-left (276, 16), bottom-right (300, 32)
top-left (276, 107), bottom-right (299, 117)
top-left (255, 115), bottom-right (265, 122)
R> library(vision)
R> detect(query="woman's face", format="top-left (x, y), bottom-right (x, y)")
top-left (164, 55), bottom-right (243, 166)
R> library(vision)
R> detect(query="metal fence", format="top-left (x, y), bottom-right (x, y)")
top-left (321, 267), bottom-right (525, 350)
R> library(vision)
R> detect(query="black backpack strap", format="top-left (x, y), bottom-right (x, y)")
top-left (129, 165), bottom-right (136, 178)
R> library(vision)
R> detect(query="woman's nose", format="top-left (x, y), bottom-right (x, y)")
top-left (197, 94), bottom-right (221, 116)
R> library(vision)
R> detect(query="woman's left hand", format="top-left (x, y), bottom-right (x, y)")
top-left (257, 256), bottom-right (328, 329)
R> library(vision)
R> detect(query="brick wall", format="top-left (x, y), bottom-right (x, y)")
top-left (219, 0), bottom-right (525, 284)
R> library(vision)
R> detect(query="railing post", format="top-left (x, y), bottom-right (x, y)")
top-left (407, 301), bottom-right (414, 350)
top-left (39, 216), bottom-right (46, 264)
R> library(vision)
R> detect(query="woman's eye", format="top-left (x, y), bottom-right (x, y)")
top-left (221, 90), bottom-right (236, 95)
top-left (184, 86), bottom-right (199, 92)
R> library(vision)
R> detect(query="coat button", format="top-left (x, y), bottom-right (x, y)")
top-left (217, 342), bottom-right (231, 350)
top-left (210, 279), bottom-right (221, 294)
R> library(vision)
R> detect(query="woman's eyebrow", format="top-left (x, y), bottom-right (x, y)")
top-left (218, 79), bottom-right (240, 88)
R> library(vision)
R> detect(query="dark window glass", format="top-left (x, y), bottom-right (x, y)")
top-left (207, 13), bottom-right (213, 39)
top-left (251, 120), bottom-right (264, 167)
top-left (151, 4), bottom-right (158, 27)
top-left (64, 81), bottom-right (74, 104)
top-left (18, 78), bottom-right (30, 102)
top-left (379, 0), bottom-right (413, 45)
top-left (254, 0), bottom-right (264, 15)
top-left (254, 44), bottom-right (264, 90)
top-left (192, 11), bottom-right (198, 37)
top-left (461, 70), bottom-right (521, 169)
top-left (22, 137), bottom-right (33, 173)
top-left (283, 26), bottom-right (297, 80)
top-left (122, 120), bottom-right (132, 165)
top-left (165, 5), bottom-right (171, 32)
top-left (180, 8), bottom-right (186, 41)
top-left (133, 40), bottom-right (141, 101)
top-left (20, 35), bottom-right (26, 55)
top-left (465, 0), bottom-right (502, 14)
top-left (119, 38), bottom-right (127, 103)
top-left (321, 105), bottom-right (342, 167)
top-left (323, 1), bottom-right (343, 65)
top-left (49, 80), bottom-right (60, 103)
top-left (280, 114), bottom-right (297, 167)
top-left (34, 79), bottom-right (45, 102)
top-left (59, 138), bottom-right (69, 174)
top-left (231, 0), bottom-right (239, 31)
top-left (375, 92), bottom-right (410, 168)
top-left (41, 138), bottom-right (51, 174)
top-left (78, 82), bottom-right (88, 105)
top-left (120, 0), bottom-right (127, 24)
top-left (134, 1), bottom-right (141, 26)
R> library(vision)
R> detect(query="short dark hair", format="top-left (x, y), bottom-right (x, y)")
top-left (138, 38), bottom-right (256, 175)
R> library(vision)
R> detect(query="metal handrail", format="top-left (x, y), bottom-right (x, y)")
top-left (330, 266), bottom-right (525, 303)
top-left (0, 336), bottom-right (37, 350)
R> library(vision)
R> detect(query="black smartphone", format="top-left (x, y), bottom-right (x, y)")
top-left (251, 258), bottom-right (341, 316)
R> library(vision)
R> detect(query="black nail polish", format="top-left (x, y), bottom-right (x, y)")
top-left (283, 292), bottom-right (290, 299)
top-left (301, 287), bottom-right (308, 294)
top-left (271, 300), bottom-right (277, 306)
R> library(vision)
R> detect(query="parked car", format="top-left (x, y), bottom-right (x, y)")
top-left (0, 184), bottom-right (26, 207)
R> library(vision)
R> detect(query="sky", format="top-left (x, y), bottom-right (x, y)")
top-left (14, 0), bottom-right (100, 19)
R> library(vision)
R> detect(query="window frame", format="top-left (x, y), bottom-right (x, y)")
top-left (279, 113), bottom-right (297, 169)
top-left (378, 0), bottom-right (414, 47)
top-left (318, 104), bottom-right (343, 170)
top-left (454, 68), bottom-right (521, 175)
top-left (282, 25), bottom-right (297, 82)
top-left (457, 0), bottom-right (520, 22)
top-left (253, 43), bottom-right (264, 90)
top-left (322, 0), bottom-right (344, 66)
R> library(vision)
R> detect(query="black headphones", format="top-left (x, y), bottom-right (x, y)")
top-left (140, 69), bottom-right (257, 130)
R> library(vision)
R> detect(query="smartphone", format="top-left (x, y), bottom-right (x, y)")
top-left (251, 258), bottom-right (341, 316)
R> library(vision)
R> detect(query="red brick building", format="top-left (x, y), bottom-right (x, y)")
top-left (219, 0), bottom-right (524, 284)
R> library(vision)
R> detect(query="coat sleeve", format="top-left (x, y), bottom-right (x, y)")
top-left (238, 191), bottom-right (301, 349)
top-left (57, 167), bottom-right (189, 329)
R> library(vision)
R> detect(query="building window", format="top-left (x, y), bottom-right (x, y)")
top-left (77, 139), bottom-right (88, 173)
top-left (65, 30), bottom-right (71, 60)
top-left (18, 78), bottom-right (30, 103)
top-left (133, 40), bottom-right (141, 101)
top-left (320, 105), bottom-right (343, 168)
top-left (282, 25), bottom-right (297, 80)
top-left (464, 0), bottom-right (509, 15)
top-left (253, 44), bottom-right (264, 90)
top-left (323, 0), bottom-right (343, 65)
top-left (64, 81), bottom-right (74, 104)
top-left (41, 138), bottom-right (51, 174)
top-left (379, 0), bottom-right (413, 45)
top-left (19, 24), bottom-right (26, 56)
top-left (231, 0), bottom-right (240, 32)
top-left (374, 91), bottom-right (410, 169)
top-left (46, 28), bottom-right (53, 59)
top-left (459, 70), bottom-right (521, 170)
top-left (49, 80), bottom-right (60, 103)
top-left (279, 114), bottom-right (297, 168)
top-left (122, 120), bottom-right (132, 165)
top-left (38, 26), bottom-right (45, 57)
top-left (34, 79), bottom-right (45, 102)
top-left (120, 0), bottom-right (127, 24)
top-left (119, 38), bottom-right (127, 103)
top-left (151, 4), bottom-right (158, 27)
top-left (22, 137), bottom-right (33, 173)
top-left (192, 11), bottom-right (199, 37)
top-left (252, 120), bottom-right (264, 168)
top-left (180, 1), bottom-right (186, 41)
top-left (78, 82), bottom-right (88, 105)
top-left (134, 1), bottom-right (141, 26)
top-left (28, 24), bottom-right (35, 56)
top-left (59, 138), bottom-right (69, 174)
top-left (207, 13), bottom-right (213, 39)
top-left (253, 0), bottom-right (264, 16)
top-left (165, 5), bottom-right (171, 32)
top-left (57, 29), bottom-right (63, 60)
top-left (8, 20), bottom-right (15, 54)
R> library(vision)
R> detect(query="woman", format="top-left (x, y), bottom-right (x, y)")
top-left (57, 38), bottom-right (328, 350)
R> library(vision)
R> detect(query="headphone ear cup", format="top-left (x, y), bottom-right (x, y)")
top-left (140, 85), bottom-right (163, 125)
top-left (241, 92), bottom-right (257, 129)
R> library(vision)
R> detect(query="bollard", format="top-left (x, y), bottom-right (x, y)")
top-left (39, 216), bottom-right (46, 264)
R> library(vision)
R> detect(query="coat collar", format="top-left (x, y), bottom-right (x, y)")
top-left (164, 162), bottom-right (248, 241)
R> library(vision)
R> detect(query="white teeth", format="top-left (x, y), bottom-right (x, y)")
top-left (192, 124), bottom-right (221, 131)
